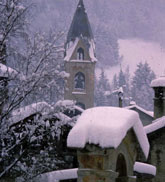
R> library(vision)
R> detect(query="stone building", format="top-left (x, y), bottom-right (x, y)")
top-left (151, 76), bottom-right (165, 120)
top-left (67, 107), bottom-right (150, 182)
top-left (64, 0), bottom-right (97, 109)
top-left (143, 76), bottom-right (165, 182)
top-left (125, 102), bottom-right (154, 126)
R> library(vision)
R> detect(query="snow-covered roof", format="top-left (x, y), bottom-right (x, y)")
top-left (151, 76), bottom-right (165, 87)
top-left (35, 168), bottom-right (78, 182)
top-left (67, 107), bottom-right (149, 159)
top-left (89, 39), bottom-right (97, 62)
top-left (134, 162), bottom-right (156, 176)
top-left (125, 104), bottom-right (153, 118)
top-left (64, 38), bottom-right (97, 62)
top-left (55, 99), bottom-right (84, 113)
top-left (144, 116), bottom-right (165, 134)
top-left (0, 63), bottom-right (18, 78)
top-left (64, 38), bottom-right (79, 61)
top-left (66, 0), bottom-right (93, 43)
top-left (10, 102), bottom-right (53, 124)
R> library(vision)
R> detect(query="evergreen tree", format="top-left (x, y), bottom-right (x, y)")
top-left (112, 74), bottom-right (118, 90)
top-left (131, 62), bottom-right (156, 111)
top-left (118, 68), bottom-right (126, 87)
top-left (95, 69), bottom-right (111, 106)
top-left (111, 67), bottom-right (131, 107)
top-left (124, 66), bottom-right (131, 105)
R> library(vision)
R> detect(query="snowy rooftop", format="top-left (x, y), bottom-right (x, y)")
top-left (125, 104), bottom-right (154, 118)
top-left (64, 38), bottom-right (79, 61)
top-left (9, 102), bottom-right (53, 124)
top-left (144, 116), bottom-right (165, 134)
top-left (67, 107), bottom-right (149, 159)
top-left (64, 38), bottom-right (97, 62)
top-left (151, 76), bottom-right (165, 87)
top-left (134, 162), bottom-right (156, 176)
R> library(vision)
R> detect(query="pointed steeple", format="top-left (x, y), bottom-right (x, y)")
top-left (66, 0), bottom-right (94, 43)
top-left (77, 0), bottom-right (85, 10)
top-left (64, 0), bottom-right (97, 109)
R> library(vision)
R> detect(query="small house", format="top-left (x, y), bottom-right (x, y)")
top-left (67, 107), bottom-right (150, 182)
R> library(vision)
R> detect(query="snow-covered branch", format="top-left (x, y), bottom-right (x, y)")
top-left (0, 1), bottom-right (75, 181)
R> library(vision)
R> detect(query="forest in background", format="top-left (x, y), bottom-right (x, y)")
top-left (0, 1), bottom-right (162, 180)
top-left (27, 0), bottom-right (164, 110)
top-left (30, 0), bottom-right (165, 66)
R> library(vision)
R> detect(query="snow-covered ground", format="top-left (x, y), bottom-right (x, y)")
top-left (96, 39), bottom-right (165, 82)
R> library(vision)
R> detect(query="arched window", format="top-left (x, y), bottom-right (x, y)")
top-left (74, 72), bottom-right (85, 90)
top-left (116, 153), bottom-right (127, 182)
top-left (77, 47), bottom-right (84, 60)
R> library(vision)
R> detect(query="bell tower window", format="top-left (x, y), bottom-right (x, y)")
top-left (77, 47), bottom-right (84, 60)
top-left (74, 72), bottom-right (85, 90)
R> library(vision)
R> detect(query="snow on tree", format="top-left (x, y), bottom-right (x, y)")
top-left (0, 0), bottom-right (28, 64)
top-left (110, 66), bottom-right (131, 107)
top-left (0, 1), bottom-right (75, 181)
top-left (95, 27), bottom-right (120, 67)
top-left (95, 69), bottom-right (111, 106)
top-left (131, 62), bottom-right (156, 111)
top-left (118, 68), bottom-right (126, 88)
top-left (112, 74), bottom-right (118, 90)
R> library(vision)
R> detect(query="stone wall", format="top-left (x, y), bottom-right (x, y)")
top-left (64, 61), bottom-right (95, 109)
top-left (77, 130), bottom-right (138, 182)
top-left (147, 127), bottom-right (165, 182)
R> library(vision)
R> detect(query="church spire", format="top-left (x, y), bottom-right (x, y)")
top-left (64, 0), bottom-right (96, 109)
top-left (78, 0), bottom-right (85, 9)
top-left (66, 0), bottom-right (94, 43)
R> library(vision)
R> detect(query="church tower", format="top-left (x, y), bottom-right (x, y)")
top-left (64, 0), bottom-right (97, 109)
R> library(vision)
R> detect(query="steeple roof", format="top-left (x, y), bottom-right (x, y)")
top-left (66, 0), bottom-right (94, 43)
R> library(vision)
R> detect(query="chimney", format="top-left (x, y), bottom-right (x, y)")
top-left (151, 76), bottom-right (165, 119)
top-left (118, 87), bottom-right (123, 108)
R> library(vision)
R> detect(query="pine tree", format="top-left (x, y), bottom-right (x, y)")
top-left (118, 68), bottom-right (126, 87)
top-left (131, 62), bottom-right (156, 110)
top-left (124, 66), bottom-right (131, 105)
top-left (111, 67), bottom-right (131, 107)
top-left (95, 69), bottom-right (111, 106)
top-left (112, 74), bottom-right (118, 89)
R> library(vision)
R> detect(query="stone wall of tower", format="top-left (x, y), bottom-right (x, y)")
top-left (64, 0), bottom-right (96, 109)
top-left (64, 60), bottom-right (95, 109)
top-left (75, 130), bottom-right (139, 182)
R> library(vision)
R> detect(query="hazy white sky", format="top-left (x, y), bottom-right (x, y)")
top-left (96, 38), bottom-right (165, 82)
